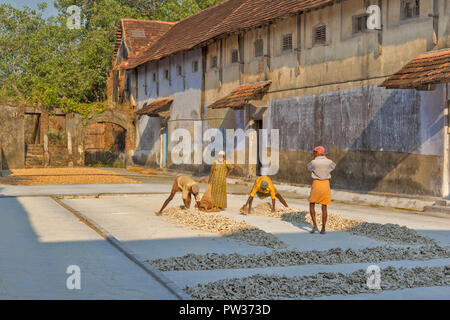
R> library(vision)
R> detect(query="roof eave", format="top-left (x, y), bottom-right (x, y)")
top-left (125, 0), bottom-right (337, 70)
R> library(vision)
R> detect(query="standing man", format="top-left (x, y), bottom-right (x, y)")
top-left (156, 175), bottom-right (201, 215)
top-left (240, 176), bottom-right (288, 214)
top-left (307, 146), bottom-right (336, 234)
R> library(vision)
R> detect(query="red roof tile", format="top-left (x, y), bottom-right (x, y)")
top-left (209, 81), bottom-right (272, 109)
top-left (123, 0), bottom-right (335, 69)
top-left (113, 19), bottom-right (175, 61)
top-left (136, 98), bottom-right (174, 116)
top-left (207, 0), bottom-right (333, 36)
top-left (123, 0), bottom-right (246, 69)
top-left (380, 49), bottom-right (450, 89)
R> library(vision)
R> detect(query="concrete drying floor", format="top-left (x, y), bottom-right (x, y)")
top-left (62, 193), bottom-right (450, 299)
top-left (1, 183), bottom-right (449, 299)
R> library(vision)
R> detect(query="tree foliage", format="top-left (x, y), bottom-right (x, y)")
top-left (0, 0), bottom-right (223, 117)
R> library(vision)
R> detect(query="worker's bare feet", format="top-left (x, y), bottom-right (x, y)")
top-left (320, 229), bottom-right (326, 234)
top-left (310, 226), bottom-right (319, 234)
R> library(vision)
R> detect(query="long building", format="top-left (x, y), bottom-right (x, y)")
top-left (112, 0), bottom-right (450, 197)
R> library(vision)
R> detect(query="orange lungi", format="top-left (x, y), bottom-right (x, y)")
top-left (308, 179), bottom-right (331, 205)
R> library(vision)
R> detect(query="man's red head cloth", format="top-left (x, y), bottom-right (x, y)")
top-left (314, 146), bottom-right (325, 156)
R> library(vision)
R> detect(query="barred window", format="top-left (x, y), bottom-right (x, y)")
top-left (177, 65), bottom-right (182, 76)
top-left (164, 69), bottom-right (169, 80)
top-left (211, 55), bottom-right (218, 68)
top-left (282, 34), bottom-right (293, 51)
top-left (192, 60), bottom-right (199, 73)
top-left (231, 49), bottom-right (239, 63)
top-left (314, 25), bottom-right (326, 45)
top-left (254, 39), bottom-right (264, 57)
top-left (401, 0), bottom-right (420, 20)
top-left (153, 72), bottom-right (156, 82)
top-left (352, 14), bottom-right (368, 34)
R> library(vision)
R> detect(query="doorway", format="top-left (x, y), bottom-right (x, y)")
top-left (254, 119), bottom-right (263, 176)
top-left (24, 113), bottom-right (43, 167)
top-left (84, 122), bottom-right (126, 166)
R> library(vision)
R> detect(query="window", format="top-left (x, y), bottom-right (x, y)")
top-left (282, 34), bottom-right (293, 51)
top-left (153, 72), bottom-right (156, 82)
top-left (231, 49), bottom-right (239, 63)
top-left (352, 14), bottom-right (368, 34)
top-left (254, 39), bottom-right (264, 57)
top-left (314, 25), bottom-right (326, 45)
top-left (192, 60), bottom-right (199, 73)
top-left (177, 65), bottom-right (182, 76)
top-left (401, 0), bottom-right (420, 20)
top-left (164, 69), bottom-right (169, 80)
top-left (211, 55), bottom-right (218, 68)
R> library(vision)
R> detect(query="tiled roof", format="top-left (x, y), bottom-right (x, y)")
top-left (380, 49), bottom-right (450, 89)
top-left (136, 98), bottom-right (174, 116)
top-left (122, 0), bottom-right (246, 69)
top-left (123, 0), bottom-right (335, 69)
top-left (113, 19), bottom-right (175, 61)
top-left (208, 81), bottom-right (272, 109)
top-left (207, 0), bottom-right (334, 36)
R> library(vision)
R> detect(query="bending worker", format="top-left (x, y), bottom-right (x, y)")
top-left (240, 176), bottom-right (288, 214)
top-left (307, 146), bottom-right (336, 234)
top-left (156, 175), bottom-right (201, 215)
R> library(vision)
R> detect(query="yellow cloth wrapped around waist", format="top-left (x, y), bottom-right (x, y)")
top-left (308, 179), bottom-right (331, 205)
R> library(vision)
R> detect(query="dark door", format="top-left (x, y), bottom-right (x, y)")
top-left (254, 119), bottom-right (263, 176)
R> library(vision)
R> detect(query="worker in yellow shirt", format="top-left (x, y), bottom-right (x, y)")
top-left (240, 176), bottom-right (288, 214)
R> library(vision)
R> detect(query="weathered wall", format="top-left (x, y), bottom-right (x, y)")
top-left (86, 109), bottom-right (135, 165)
top-left (203, 0), bottom-right (449, 105)
top-left (131, 61), bottom-right (161, 166)
top-left (198, 0), bottom-right (449, 196)
top-left (66, 113), bottom-right (84, 167)
top-left (125, 0), bottom-right (450, 196)
top-left (83, 122), bottom-right (126, 165)
top-left (134, 116), bottom-right (162, 166)
top-left (0, 105), bottom-right (132, 169)
top-left (131, 49), bottom-right (203, 169)
top-left (0, 105), bottom-right (25, 169)
top-left (269, 84), bottom-right (445, 196)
